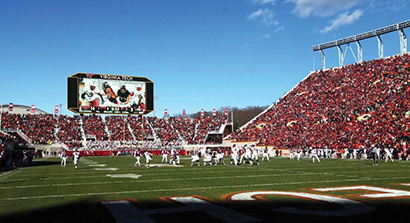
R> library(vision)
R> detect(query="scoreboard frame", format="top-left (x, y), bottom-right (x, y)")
top-left (67, 73), bottom-right (153, 115)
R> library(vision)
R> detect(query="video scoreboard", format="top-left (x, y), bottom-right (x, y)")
top-left (67, 73), bottom-right (153, 115)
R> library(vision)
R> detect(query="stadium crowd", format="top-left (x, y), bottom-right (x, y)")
top-left (1, 54), bottom-right (409, 157)
top-left (0, 112), bottom-right (226, 150)
top-left (229, 53), bottom-right (410, 153)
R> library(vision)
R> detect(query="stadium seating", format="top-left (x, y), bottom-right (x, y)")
top-left (82, 115), bottom-right (108, 141)
top-left (2, 54), bottom-right (408, 153)
top-left (1, 113), bottom-right (55, 144)
top-left (56, 115), bottom-right (82, 148)
top-left (228, 53), bottom-right (410, 151)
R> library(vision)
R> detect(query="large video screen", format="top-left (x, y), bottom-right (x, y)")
top-left (68, 73), bottom-right (153, 115)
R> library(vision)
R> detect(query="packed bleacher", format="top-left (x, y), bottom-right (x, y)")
top-left (105, 116), bottom-right (134, 141)
top-left (0, 110), bottom-right (228, 150)
top-left (1, 113), bottom-right (56, 144)
top-left (168, 117), bottom-right (196, 144)
top-left (56, 115), bottom-right (82, 148)
top-left (82, 115), bottom-right (108, 141)
top-left (194, 116), bottom-right (226, 143)
top-left (1, 54), bottom-right (409, 154)
top-left (228, 53), bottom-right (410, 151)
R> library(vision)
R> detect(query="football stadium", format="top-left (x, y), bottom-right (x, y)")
top-left (1, 2), bottom-right (410, 223)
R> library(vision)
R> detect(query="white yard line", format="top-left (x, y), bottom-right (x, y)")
top-left (3, 168), bottom-right (405, 183)
top-left (0, 173), bottom-right (319, 189)
top-left (1, 176), bottom-right (410, 201)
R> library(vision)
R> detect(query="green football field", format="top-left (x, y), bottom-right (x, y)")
top-left (1, 155), bottom-right (410, 223)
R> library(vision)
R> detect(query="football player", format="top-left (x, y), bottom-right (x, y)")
top-left (216, 148), bottom-right (225, 165)
top-left (250, 145), bottom-right (259, 166)
top-left (310, 147), bottom-right (321, 163)
top-left (60, 150), bottom-right (67, 167)
top-left (191, 153), bottom-right (200, 166)
top-left (144, 150), bottom-right (152, 168)
top-left (230, 145), bottom-right (239, 166)
top-left (134, 148), bottom-right (141, 167)
top-left (169, 149), bottom-right (177, 166)
top-left (203, 152), bottom-right (213, 166)
top-left (262, 146), bottom-right (270, 162)
top-left (371, 145), bottom-right (379, 166)
top-left (289, 148), bottom-right (295, 160)
top-left (295, 148), bottom-right (302, 161)
top-left (161, 148), bottom-right (168, 163)
top-left (73, 149), bottom-right (80, 170)
top-left (384, 146), bottom-right (394, 163)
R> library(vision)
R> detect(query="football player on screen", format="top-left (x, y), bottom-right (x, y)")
top-left (130, 84), bottom-right (146, 113)
top-left (80, 81), bottom-right (104, 108)
top-left (117, 85), bottom-right (132, 105)
top-left (102, 81), bottom-right (118, 105)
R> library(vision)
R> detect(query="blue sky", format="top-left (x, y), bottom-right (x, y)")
top-left (0, 0), bottom-right (409, 117)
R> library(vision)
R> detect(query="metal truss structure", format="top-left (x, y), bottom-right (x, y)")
top-left (313, 19), bottom-right (410, 70)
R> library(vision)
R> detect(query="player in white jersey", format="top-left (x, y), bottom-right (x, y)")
top-left (250, 145), bottom-right (259, 166)
top-left (262, 146), bottom-right (270, 162)
top-left (289, 148), bottom-right (295, 160)
top-left (295, 149), bottom-right (302, 161)
top-left (191, 153), bottom-right (200, 166)
top-left (359, 146), bottom-right (367, 159)
top-left (60, 150), bottom-right (67, 167)
top-left (230, 145), bottom-right (236, 165)
top-left (341, 149), bottom-right (349, 159)
top-left (244, 145), bottom-right (252, 164)
top-left (203, 153), bottom-right (213, 166)
top-left (72, 149), bottom-right (80, 170)
top-left (199, 147), bottom-right (206, 159)
top-left (230, 146), bottom-right (239, 166)
top-left (215, 151), bottom-right (225, 165)
top-left (144, 150), bottom-right (152, 168)
top-left (384, 147), bottom-right (394, 162)
top-left (371, 145), bottom-right (379, 165)
top-left (161, 148), bottom-right (168, 163)
top-left (134, 148), bottom-right (141, 167)
top-left (310, 147), bottom-right (320, 163)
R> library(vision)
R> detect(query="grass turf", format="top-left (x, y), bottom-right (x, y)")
top-left (1, 156), bottom-right (409, 222)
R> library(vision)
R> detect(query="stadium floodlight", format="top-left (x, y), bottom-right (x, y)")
top-left (313, 19), bottom-right (410, 51)
top-left (313, 19), bottom-right (410, 69)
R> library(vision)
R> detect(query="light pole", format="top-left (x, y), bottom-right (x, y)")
top-left (58, 103), bottom-right (64, 116)
top-left (153, 97), bottom-right (159, 117)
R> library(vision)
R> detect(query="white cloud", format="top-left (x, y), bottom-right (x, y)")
top-left (320, 9), bottom-right (363, 33)
top-left (374, 0), bottom-right (408, 12)
top-left (286, 0), bottom-right (363, 18)
top-left (260, 33), bottom-right (271, 39)
top-left (250, 0), bottom-right (277, 5)
top-left (248, 8), bottom-right (279, 27)
top-left (273, 26), bottom-right (285, 33)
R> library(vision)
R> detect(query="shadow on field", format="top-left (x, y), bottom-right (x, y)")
top-left (1, 198), bottom-right (410, 223)
top-left (28, 160), bottom-right (61, 167)
top-left (0, 160), bottom-right (61, 174)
